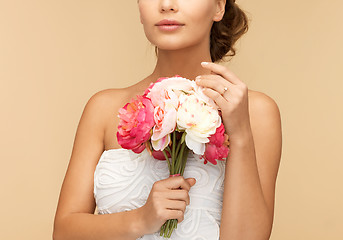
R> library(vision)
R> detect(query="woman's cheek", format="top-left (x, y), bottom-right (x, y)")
top-left (138, 2), bottom-right (153, 25)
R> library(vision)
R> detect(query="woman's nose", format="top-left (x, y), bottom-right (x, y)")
top-left (160, 0), bottom-right (178, 13)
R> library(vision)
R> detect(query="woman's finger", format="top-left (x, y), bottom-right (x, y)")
top-left (162, 189), bottom-right (190, 205)
top-left (195, 75), bottom-right (234, 95)
top-left (164, 199), bottom-right (188, 212)
top-left (161, 176), bottom-right (192, 191)
top-left (196, 74), bottom-right (234, 88)
top-left (200, 62), bottom-right (243, 86)
top-left (202, 87), bottom-right (228, 109)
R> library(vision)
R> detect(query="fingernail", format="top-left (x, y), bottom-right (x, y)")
top-left (201, 62), bottom-right (209, 66)
top-left (195, 76), bottom-right (201, 81)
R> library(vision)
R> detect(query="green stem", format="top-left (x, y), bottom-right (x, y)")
top-left (160, 223), bottom-right (165, 234)
top-left (166, 146), bottom-right (172, 156)
top-left (175, 143), bottom-right (186, 174)
top-left (175, 132), bottom-right (186, 157)
top-left (171, 150), bottom-right (177, 175)
top-left (165, 146), bottom-right (173, 173)
top-left (172, 131), bottom-right (176, 159)
top-left (180, 146), bottom-right (189, 176)
top-left (162, 150), bottom-right (171, 174)
top-left (165, 220), bottom-right (170, 233)
top-left (175, 139), bottom-right (182, 158)
top-left (159, 134), bottom-right (189, 238)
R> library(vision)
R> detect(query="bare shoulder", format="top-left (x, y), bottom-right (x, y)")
top-left (247, 89), bottom-right (282, 144)
top-left (91, 81), bottom-right (151, 150)
top-left (85, 88), bottom-right (129, 116)
top-left (248, 89), bottom-right (281, 116)
top-left (87, 79), bottom-right (149, 110)
top-left (70, 87), bottom-right (133, 154)
top-left (82, 87), bottom-right (136, 126)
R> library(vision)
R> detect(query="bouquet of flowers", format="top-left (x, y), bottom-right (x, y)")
top-left (117, 76), bottom-right (230, 238)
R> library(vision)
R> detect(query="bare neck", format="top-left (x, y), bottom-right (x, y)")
top-left (148, 40), bottom-right (214, 82)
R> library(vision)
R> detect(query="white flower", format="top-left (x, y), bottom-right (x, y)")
top-left (177, 93), bottom-right (221, 155)
top-left (189, 80), bottom-right (219, 110)
top-left (147, 76), bottom-right (192, 151)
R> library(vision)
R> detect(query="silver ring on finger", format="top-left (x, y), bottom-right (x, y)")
top-left (222, 86), bottom-right (228, 96)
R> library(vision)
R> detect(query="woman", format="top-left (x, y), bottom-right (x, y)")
top-left (53, 0), bottom-right (282, 239)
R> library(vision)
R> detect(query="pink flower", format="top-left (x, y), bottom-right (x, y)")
top-left (145, 142), bottom-right (171, 160)
top-left (152, 149), bottom-right (171, 160)
top-left (146, 76), bottom-right (192, 151)
top-left (145, 75), bottom-right (193, 100)
top-left (208, 122), bottom-right (226, 146)
top-left (203, 123), bottom-right (230, 165)
top-left (117, 95), bottom-right (155, 153)
top-left (143, 77), bottom-right (168, 97)
top-left (150, 96), bottom-right (177, 150)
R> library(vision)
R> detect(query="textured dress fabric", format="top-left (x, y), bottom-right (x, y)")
top-left (93, 147), bottom-right (226, 240)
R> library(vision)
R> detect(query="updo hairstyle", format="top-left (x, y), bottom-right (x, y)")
top-left (210, 0), bottom-right (249, 62)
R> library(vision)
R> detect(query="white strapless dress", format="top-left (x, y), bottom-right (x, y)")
top-left (93, 148), bottom-right (226, 240)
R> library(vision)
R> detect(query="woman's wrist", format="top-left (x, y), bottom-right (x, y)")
top-left (228, 123), bottom-right (254, 147)
top-left (129, 207), bottom-right (148, 238)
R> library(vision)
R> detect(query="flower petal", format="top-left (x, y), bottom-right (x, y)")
top-left (185, 133), bottom-right (205, 155)
top-left (151, 134), bottom-right (171, 151)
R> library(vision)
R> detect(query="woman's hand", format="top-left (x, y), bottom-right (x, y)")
top-left (196, 62), bottom-right (251, 139)
top-left (138, 176), bottom-right (196, 235)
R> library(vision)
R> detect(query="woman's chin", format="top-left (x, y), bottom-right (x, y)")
top-left (148, 35), bottom-right (208, 53)
top-left (153, 42), bottom-right (196, 52)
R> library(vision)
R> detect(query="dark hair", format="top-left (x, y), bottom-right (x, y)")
top-left (210, 0), bottom-right (249, 62)
top-left (155, 0), bottom-right (249, 62)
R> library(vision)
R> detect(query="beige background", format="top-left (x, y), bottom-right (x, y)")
top-left (0, 0), bottom-right (342, 239)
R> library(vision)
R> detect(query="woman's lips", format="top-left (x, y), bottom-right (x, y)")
top-left (157, 24), bottom-right (184, 31)
top-left (156, 19), bottom-right (184, 32)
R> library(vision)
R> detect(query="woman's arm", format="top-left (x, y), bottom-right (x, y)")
top-left (195, 62), bottom-right (282, 240)
top-left (219, 92), bottom-right (282, 240)
top-left (53, 210), bottom-right (146, 240)
top-left (53, 89), bottom-right (147, 240)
